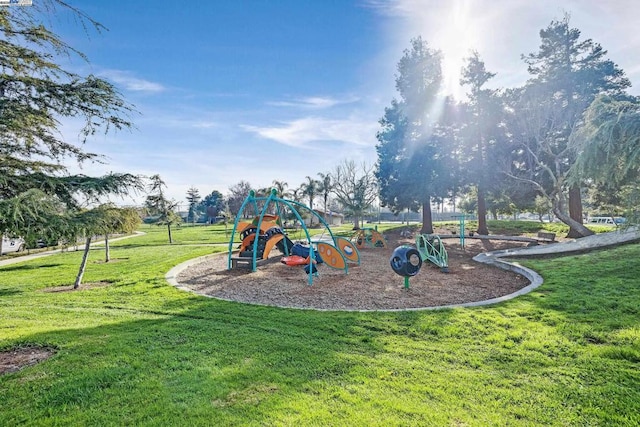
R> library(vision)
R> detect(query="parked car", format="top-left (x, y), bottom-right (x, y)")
top-left (1, 236), bottom-right (26, 255)
top-left (35, 238), bottom-right (59, 248)
top-left (588, 216), bottom-right (625, 226)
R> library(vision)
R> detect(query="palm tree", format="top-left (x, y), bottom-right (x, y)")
top-left (272, 180), bottom-right (290, 198)
top-left (301, 177), bottom-right (319, 209)
top-left (300, 176), bottom-right (320, 225)
top-left (291, 186), bottom-right (303, 202)
top-left (317, 172), bottom-right (333, 218)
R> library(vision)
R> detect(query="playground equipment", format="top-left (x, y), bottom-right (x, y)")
top-left (389, 245), bottom-right (423, 289)
top-left (452, 214), bottom-right (467, 249)
top-left (352, 227), bottom-right (386, 249)
top-left (281, 242), bottom-right (325, 274)
top-left (415, 234), bottom-right (449, 273)
top-left (234, 215), bottom-right (295, 267)
top-left (332, 237), bottom-right (361, 265)
top-left (227, 189), bottom-right (360, 285)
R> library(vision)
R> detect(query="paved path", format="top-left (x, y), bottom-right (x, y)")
top-left (0, 232), bottom-right (145, 267)
top-left (473, 226), bottom-right (640, 261)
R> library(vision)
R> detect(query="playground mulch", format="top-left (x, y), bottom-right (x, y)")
top-left (177, 228), bottom-right (534, 310)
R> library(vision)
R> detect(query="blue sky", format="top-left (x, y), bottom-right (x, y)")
top-left (50, 0), bottom-right (640, 207)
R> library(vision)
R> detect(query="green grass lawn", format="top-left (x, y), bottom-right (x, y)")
top-left (1, 224), bottom-right (639, 426)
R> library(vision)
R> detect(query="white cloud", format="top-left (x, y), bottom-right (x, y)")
top-left (267, 95), bottom-right (359, 109)
top-left (242, 115), bottom-right (378, 148)
top-left (100, 69), bottom-right (165, 93)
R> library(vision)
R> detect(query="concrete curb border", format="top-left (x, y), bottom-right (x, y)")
top-left (165, 252), bottom-right (545, 312)
top-left (165, 228), bottom-right (638, 312)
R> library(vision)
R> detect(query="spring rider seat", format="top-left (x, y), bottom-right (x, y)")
top-left (389, 245), bottom-right (423, 289)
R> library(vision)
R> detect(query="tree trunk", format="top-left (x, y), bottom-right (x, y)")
top-left (567, 186), bottom-right (585, 238)
top-left (476, 185), bottom-right (489, 235)
top-left (421, 198), bottom-right (434, 234)
top-left (167, 224), bottom-right (173, 244)
top-left (104, 234), bottom-right (110, 263)
top-left (74, 236), bottom-right (92, 289)
top-left (352, 215), bottom-right (360, 230)
top-left (553, 206), bottom-right (594, 238)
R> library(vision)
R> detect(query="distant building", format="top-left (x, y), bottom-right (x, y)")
top-left (311, 208), bottom-right (343, 226)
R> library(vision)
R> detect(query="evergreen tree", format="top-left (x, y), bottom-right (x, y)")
top-left (375, 37), bottom-right (450, 234)
top-left (0, 1), bottom-right (138, 205)
top-left (570, 94), bottom-right (640, 187)
top-left (376, 100), bottom-right (415, 212)
top-left (0, 1), bottom-right (141, 243)
top-left (0, 189), bottom-right (64, 255)
top-left (200, 190), bottom-right (226, 222)
top-left (570, 94), bottom-right (640, 224)
top-left (145, 175), bottom-right (181, 244)
top-left (511, 14), bottom-right (630, 237)
top-left (459, 51), bottom-right (505, 235)
top-left (185, 186), bottom-right (201, 224)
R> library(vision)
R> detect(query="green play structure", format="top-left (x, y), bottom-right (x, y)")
top-left (452, 214), bottom-right (467, 249)
top-left (415, 234), bottom-right (449, 273)
top-left (227, 189), bottom-right (360, 285)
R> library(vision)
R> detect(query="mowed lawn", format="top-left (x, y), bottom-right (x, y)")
top-left (1, 225), bottom-right (639, 426)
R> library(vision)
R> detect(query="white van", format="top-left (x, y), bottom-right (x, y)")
top-left (1, 236), bottom-right (26, 255)
top-left (588, 217), bottom-right (625, 226)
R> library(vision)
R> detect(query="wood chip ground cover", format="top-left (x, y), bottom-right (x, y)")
top-left (177, 229), bottom-right (533, 310)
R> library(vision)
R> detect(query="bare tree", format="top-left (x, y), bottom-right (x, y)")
top-left (331, 160), bottom-right (378, 229)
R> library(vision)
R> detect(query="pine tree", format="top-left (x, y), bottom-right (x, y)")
top-left (0, 1), bottom-right (141, 241)
top-left (185, 187), bottom-right (201, 224)
top-left (145, 175), bottom-right (181, 243)
top-left (376, 37), bottom-right (453, 234)
top-left (513, 13), bottom-right (630, 237)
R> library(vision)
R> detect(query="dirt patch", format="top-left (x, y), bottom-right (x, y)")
top-left (0, 346), bottom-right (56, 375)
top-left (41, 281), bottom-right (113, 293)
top-left (92, 258), bottom-right (129, 264)
top-left (177, 229), bottom-right (535, 310)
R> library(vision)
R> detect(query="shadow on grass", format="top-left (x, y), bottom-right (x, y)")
top-left (0, 301), bottom-right (381, 424)
top-left (6, 293), bottom-right (637, 425)
top-left (0, 263), bottom-right (62, 272)
top-left (0, 288), bottom-right (22, 296)
top-left (111, 242), bottom-right (234, 251)
top-left (3, 242), bottom-right (640, 425)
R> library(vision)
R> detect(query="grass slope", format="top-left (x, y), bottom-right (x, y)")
top-left (0, 225), bottom-right (638, 426)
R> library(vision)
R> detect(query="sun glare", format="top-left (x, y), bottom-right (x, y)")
top-left (386, 0), bottom-right (486, 102)
top-left (434, 1), bottom-right (479, 100)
